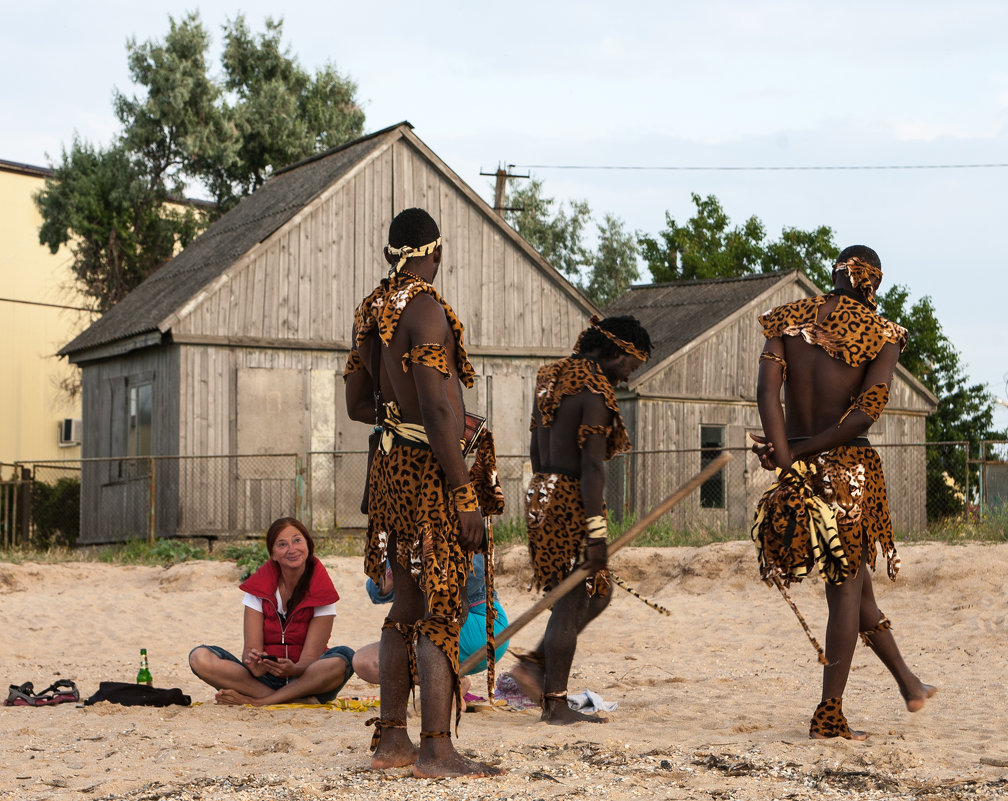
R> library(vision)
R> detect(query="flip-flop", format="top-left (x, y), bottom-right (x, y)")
top-left (36, 680), bottom-right (80, 705)
top-left (4, 682), bottom-right (39, 706)
top-left (3, 680), bottom-right (80, 706)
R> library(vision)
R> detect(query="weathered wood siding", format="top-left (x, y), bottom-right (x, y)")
top-left (172, 136), bottom-right (589, 354)
top-left (78, 345), bottom-right (180, 544)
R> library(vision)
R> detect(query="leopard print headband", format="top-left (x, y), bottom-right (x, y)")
top-left (834, 256), bottom-right (882, 308)
top-left (386, 237), bottom-right (441, 276)
top-left (575, 314), bottom-right (649, 362)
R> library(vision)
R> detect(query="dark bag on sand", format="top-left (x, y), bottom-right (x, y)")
top-left (84, 681), bottom-right (190, 707)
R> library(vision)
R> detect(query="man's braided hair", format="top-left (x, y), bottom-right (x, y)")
top-left (578, 315), bottom-right (652, 361)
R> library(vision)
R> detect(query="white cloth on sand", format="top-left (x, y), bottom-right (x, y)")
top-left (568, 689), bottom-right (617, 713)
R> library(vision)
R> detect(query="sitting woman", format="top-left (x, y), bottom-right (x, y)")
top-left (189, 517), bottom-right (355, 705)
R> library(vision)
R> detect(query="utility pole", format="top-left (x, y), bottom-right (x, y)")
top-left (479, 162), bottom-right (529, 217)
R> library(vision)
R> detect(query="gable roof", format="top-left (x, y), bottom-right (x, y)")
top-left (59, 123), bottom-right (402, 358)
top-left (605, 271), bottom-right (805, 380)
top-left (606, 270), bottom-right (937, 409)
top-left (60, 122), bottom-right (596, 361)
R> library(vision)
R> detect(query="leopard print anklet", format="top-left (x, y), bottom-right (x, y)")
top-left (809, 697), bottom-right (853, 739)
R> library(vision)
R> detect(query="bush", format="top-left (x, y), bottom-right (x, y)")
top-left (30, 477), bottom-right (80, 548)
top-left (222, 543), bottom-right (268, 580)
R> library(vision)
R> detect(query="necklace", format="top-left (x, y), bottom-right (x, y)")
top-left (398, 268), bottom-right (427, 283)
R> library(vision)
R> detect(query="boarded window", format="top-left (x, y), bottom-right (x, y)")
top-left (700, 424), bottom-right (725, 509)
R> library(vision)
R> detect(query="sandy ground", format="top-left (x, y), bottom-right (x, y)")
top-left (1, 541), bottom-right (1007, 801)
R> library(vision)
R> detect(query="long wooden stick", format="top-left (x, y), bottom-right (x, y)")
top-left (459, 451), bottom-right (732, 675)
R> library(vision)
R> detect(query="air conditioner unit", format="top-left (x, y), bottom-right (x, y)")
top-left (57, 418), bottom-right (82, 447)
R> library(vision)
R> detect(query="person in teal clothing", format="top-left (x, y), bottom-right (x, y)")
top-left (353, 553), bottom-right (509, 686)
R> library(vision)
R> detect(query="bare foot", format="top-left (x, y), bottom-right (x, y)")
top-left (412, 749), bottom-right (504, 778)
top-left (905, 683), bottom-right (937, 712)
top-left (371, 729), bottom-right (418, 770)
top-left (215, 689), bottom-right (260, 706)
top-left (509, 661), bottom-right (544, 706)
top-left (542, 697), bottom-right (608, 725)
top-left (811, 728), bottom-right (868, 741)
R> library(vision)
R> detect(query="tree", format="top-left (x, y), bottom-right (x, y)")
top-left (503, 177), bottom-right (592, 281)
top-left (878, 287), bottom-right (1005, 518)
top-left (503, 177), bottom-right (638, 306)
top-left (35, 138), bottom-right (202, 310)
top-left (586, 214), bottom-right (640, 307)
top-left (36, 12), bottom-right (365, 311)
top-left (638, 193), bottom-right (838, 288)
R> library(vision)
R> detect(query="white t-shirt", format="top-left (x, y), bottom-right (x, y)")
top-left (243, 590), bottom-right (336, 618)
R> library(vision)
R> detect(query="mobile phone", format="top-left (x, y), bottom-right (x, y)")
top-left (260, 654), bottom-right (278, 661)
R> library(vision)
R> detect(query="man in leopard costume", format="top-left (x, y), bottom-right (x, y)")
top-left (751, 244), bottom-right (936, 739)
top-left (511, 315), bottom-right (651, 725)
top-left (344, 208), bottom-right (502, 777)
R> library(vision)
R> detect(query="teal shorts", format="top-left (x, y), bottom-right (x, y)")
top-left (459, 599), bottom-right (509, 675)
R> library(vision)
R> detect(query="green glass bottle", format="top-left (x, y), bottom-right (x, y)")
top-left (136, 648), bottom-right (153, 686)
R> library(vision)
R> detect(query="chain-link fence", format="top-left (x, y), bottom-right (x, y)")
top-left (0, 442), bottom-right (995, 549)
top-left (979, 440), bottom-right (1008, 510)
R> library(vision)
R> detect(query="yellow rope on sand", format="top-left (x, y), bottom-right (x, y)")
top-left (194, 696), bottom-right (380, 711)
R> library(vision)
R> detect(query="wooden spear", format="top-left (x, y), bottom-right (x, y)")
top-left (459, 451), bottom-right (733, 675)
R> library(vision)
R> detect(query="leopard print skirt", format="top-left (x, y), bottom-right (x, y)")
top-left (365, 439), bottom-right (470, 693)
top-left (754, 445), bottom-right (899, 582)
top-left (812, 445), bottom-right (898, 577)
top-left (525, 472), bottom-right (591, 590)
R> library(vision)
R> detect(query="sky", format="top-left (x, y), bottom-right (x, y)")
top-left (4, 0), bottom-right (1007, 430)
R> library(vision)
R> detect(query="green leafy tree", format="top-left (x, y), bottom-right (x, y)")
top-left (35, 139), bottom-right (202, 310)
top-left (503, 177), bottom-right (639, 306)
top-left (878, 288), bottom-right (1005, 517)
top-left (638, 193), bottom-right (837, 287)
top-left (586, 214), bottom-right (640, 307)
top-left (36, 12), bottom-right (364, 311)
top-left (504, 177), bottom-right (592, 280)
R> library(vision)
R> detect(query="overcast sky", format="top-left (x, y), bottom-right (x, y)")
top-left (4, 1), bottom-right (1007, 429)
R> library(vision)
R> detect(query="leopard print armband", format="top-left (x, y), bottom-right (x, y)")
top-left (759, 350), bottom-right (787, 380)
top-left (838, 383), bottom-right (889, 426)
top-left (577, 424), bottom-right (611, 449)
top-left (401, 343), bottom-right (451, 379)
top-left (343, 348), bottom-right (364, 379)
top-left (451, 481), bottom-right (479, 513)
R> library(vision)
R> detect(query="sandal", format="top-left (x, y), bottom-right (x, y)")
top-left (4, 680), bottom-right (80, 706)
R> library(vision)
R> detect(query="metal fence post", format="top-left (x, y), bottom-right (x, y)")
top-left (18, 467), bottom-right (32, 547)
top-left (295, 455), bottom-right (305, 523)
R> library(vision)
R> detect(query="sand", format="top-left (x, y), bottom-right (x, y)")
top-left (1, 541), bottom-right (1006, 800)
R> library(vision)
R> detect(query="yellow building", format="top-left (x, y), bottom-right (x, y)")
top-left (0, 159), bottom-right (95, 463)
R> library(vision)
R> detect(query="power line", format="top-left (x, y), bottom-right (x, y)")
top-left (0, 296), bottom-right (94, 312)
top-left (514, 162), bottom-right (1008, 172)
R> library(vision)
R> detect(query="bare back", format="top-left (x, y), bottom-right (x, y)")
top-left (382, 292), bottom-right (465, 436)
top-left (531, 391), bottom-right (610, 476)
top-left (781, 296), bottom-right (871, 437)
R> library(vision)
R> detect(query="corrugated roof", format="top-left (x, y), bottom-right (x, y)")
top-left (604, 271), bottom-right (793, 367)
top-left (59, 124), bottom-right (403, 357)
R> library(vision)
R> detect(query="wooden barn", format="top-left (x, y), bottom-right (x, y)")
top-left (59, 122), bottom-right (597, 544)
top-left (604, 271), bottom-right (938, 533)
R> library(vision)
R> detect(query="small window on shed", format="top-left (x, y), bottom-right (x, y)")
top-left (121, 382), bottom-right (152, 478)
top-left (700, 425), bottom-right (726, 509)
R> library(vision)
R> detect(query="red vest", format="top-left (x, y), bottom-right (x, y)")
top-left (239, 557), bottom-right (339, 663)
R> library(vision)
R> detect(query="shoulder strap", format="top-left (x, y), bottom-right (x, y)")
top-left (371, 341), bottom-right (384, 424)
